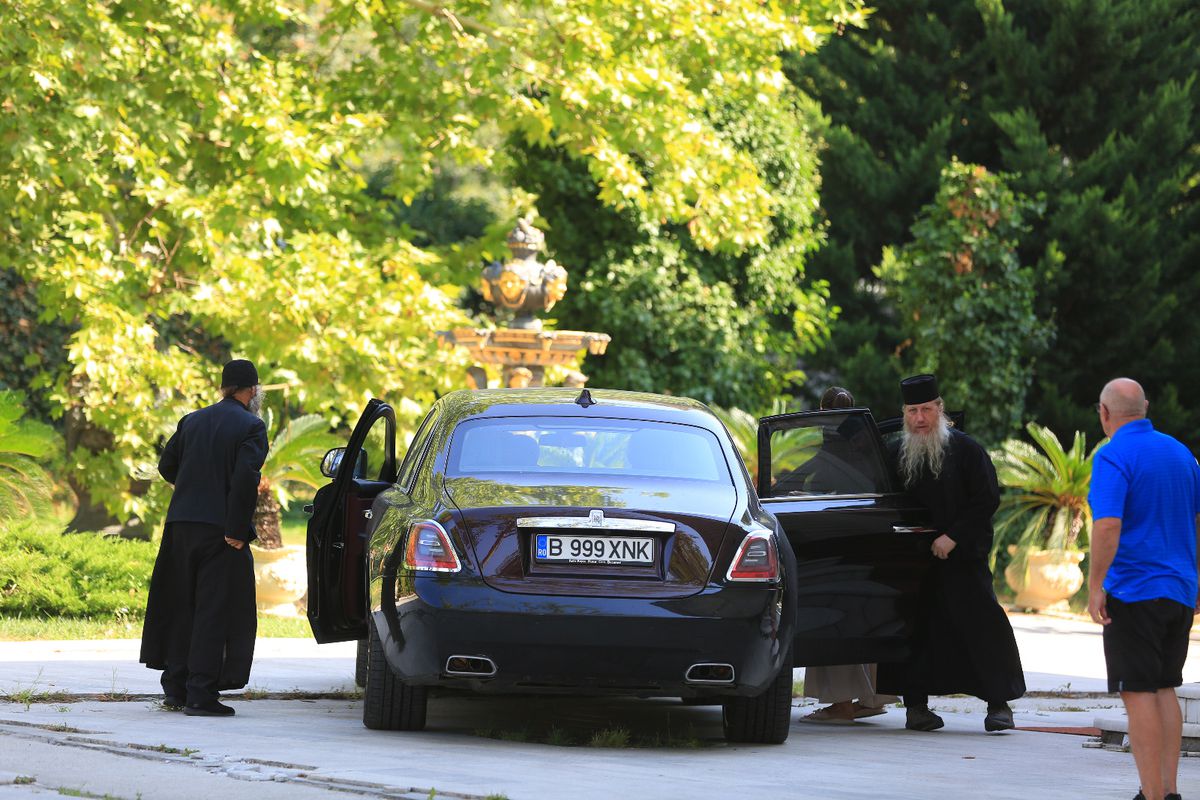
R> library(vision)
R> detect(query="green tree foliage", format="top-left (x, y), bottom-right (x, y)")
top-left (512, 90), bottom-right (834, 407)
top-left (877, 162), bottom-right (1051, 445)
top-left (2, 0), bottom-right (865, 525)
top-left (0, 270), bottom-right (71, 419)
top-left (0, 0), bottom-right (469, 525)
top-left (788, 0), bottom-right (1200, 443)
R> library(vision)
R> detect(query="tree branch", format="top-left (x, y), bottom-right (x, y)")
top-left (126, 201), bottom-right (166, 249)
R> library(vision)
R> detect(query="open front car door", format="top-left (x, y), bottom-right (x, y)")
top-left (756, 408), bottom-right (937, 667)
top-left (307, 398), bottom-right (396, 644)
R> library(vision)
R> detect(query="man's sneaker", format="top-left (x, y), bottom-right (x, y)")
top-left (905, 706), bottom-right (945, 732)
top-left (161, 695), bottom-right (184, 711)
top-left (184, 700), bottom-right (235, 717)
top-left (984, 703), bottom-right (1014, 732)
top-left (1134, 793), bottom-right (1182, 800)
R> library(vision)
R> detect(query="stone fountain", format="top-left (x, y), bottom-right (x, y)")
top-left (438, 220), bottom-right (611, 388)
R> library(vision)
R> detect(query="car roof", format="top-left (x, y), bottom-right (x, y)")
top-left (434, 388), bottom-right (724, 432)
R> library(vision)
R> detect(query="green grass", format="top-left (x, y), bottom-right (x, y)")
top-left (0, 613), bottom-right (311, 641)
top-left (280, 505), bottom-right (309, 547)
top-left (588, 727), bottom-right (632, 748)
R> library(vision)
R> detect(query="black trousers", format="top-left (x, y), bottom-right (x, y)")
top-left (140, 522), bottom-right (257, 706)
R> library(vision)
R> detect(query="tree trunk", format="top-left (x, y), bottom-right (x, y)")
top-left (254, 481), bottom-right (283, 549)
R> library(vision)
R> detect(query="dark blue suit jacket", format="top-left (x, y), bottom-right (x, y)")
top-left (158, 396), bottom-right (269, 543)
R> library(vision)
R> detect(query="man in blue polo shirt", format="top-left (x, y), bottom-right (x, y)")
top-left (1088, 378), bottom-right (1200, 800)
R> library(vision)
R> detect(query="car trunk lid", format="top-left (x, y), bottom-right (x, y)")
top-left (445, 480), bottom-right (737, 598)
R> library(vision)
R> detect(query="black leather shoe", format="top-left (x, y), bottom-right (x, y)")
top-left (161, 696), bottom-right (184, 711)
top-left (984, 703), bottom-right (1014, 732)
top-left (184, 701), bottom-right (235, 717)
top-left (905, 706), bottom-right (945, 732)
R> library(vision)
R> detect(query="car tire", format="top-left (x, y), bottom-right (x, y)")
top-left (362, 620), bottom-right (427, 731)
top-left (354, 638), bottom-right (368, 688)
top-left (721, 648), bottom-right (793, 744)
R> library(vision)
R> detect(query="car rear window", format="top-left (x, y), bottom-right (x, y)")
top-left (446, 417), bottom-right (733, 484)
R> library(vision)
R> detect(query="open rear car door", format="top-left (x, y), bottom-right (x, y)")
top-left (306, 399), bottom-right (395, 644)
top-left (757, 409), bottom-right (937, 667)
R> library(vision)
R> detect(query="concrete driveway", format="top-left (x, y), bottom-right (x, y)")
top-left (0, 612), bottom-right (1196, 800)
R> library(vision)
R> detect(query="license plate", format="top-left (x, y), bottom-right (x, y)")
top-left (534, 534), bottom-right (654, 565)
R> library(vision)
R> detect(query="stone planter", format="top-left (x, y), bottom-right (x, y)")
top-left (1004, 547), bottom-right (1085, 611)
top-left (252, 543), bottom-right (308, 617)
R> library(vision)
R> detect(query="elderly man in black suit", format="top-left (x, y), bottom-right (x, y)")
top-left (140, 359), bottom-right (268, 717)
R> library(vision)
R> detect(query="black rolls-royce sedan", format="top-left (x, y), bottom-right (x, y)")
top-left (307, 388), bottom-right (938, 744)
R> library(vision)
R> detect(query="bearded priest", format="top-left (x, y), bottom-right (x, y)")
top-left (876, 373), bottom-right (1026, 733)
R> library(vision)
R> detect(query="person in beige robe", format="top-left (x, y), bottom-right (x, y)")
top-left (799, 387), bottom-right (898, 723)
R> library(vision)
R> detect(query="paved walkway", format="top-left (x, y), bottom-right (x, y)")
top-left (0, 612), bottom-right (1195, 800)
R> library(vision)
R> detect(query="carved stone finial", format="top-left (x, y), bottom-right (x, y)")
top-left (506, 218), bottom-right (545, 260)
top-left (480, 221), bottom-right (569, 330)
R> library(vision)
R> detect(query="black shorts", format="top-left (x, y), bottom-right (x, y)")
top-left (1103, 595), bottom-right (1193, 694)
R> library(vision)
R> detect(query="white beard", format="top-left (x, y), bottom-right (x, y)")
top-left (899, 416), bottom-right (951, 487)
top-left (247, 385), bottom-right (264, 417)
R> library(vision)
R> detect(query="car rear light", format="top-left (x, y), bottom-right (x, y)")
top-left (725, 530), bottom-right (779, 582)
top-left (403, 520), bottom-right (462, 573)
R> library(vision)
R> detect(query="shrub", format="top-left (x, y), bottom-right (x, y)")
top-left (0, 522), bottom-right (156, 618)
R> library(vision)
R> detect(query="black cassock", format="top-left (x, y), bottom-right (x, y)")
top-left (876, 428), bottom-right (1026, 703)
top-left (140, 396), bottom-right (267, 706)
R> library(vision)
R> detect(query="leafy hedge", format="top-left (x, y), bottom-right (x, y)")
top-left (0, 523), bottom-right (156, 618)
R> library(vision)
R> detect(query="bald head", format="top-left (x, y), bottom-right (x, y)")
top-left (1100, 378), bottom-right (1148, 420)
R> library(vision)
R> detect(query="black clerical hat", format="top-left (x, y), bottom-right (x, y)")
top-left (900, 373), bottom-right (940, 405)
top-left (221, 359), bottom-right (259, 389)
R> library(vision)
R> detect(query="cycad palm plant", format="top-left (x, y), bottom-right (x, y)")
top-left (989, 422), bottom-right (1101, 574)
top-left (253, 412), bottom-right (340, 549)
top-left (0, 390), bottom-right (61, 521)
top-left (712, 400), bottom-right (821, 487)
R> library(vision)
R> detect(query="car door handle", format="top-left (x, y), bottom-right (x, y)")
top-left (892, 525), bottom-right (937, 534)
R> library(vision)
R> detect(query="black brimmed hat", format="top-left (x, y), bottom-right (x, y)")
top-left (221, 359), bottom-right (259, 389)
top-left (900, 373), bottom-right (940, 405)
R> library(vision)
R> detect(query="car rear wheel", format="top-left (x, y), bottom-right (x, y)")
top-left (721, 648), bottom-right (793, 744)
top-left (354, 638), bottom-right (368, 688)
top-left (363, 620), bottom-right (427, 731)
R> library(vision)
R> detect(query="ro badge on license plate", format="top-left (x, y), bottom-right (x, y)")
top-left (534, 533), bottom-right (654, 565)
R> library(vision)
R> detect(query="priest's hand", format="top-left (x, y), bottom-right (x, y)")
top-left (931, 534), bottom-right (956, 560)
top-left (225, 536), bottom-right (245, 550)
top-left (1088, 588), bottom-right (1110, 625)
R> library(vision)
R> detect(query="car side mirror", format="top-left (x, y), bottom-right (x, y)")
top-left (320, 447), bottom-right (346, 479)
top-left (320, 447), bottom-right (369, 479)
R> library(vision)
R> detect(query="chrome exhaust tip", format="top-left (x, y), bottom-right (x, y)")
top-left (685, 663), bottom-right (735, 684)
top-left (445, 655), bottom-right (498, 677)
